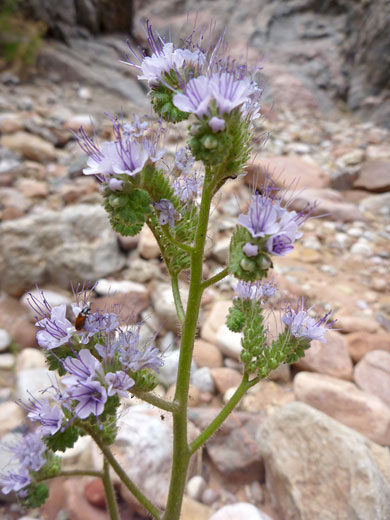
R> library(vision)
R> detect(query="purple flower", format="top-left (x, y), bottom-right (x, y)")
top-left (21, 395), bottom-right (63, 436)
top-left (238, 194), bottom-right (280, 238)
top-left (172, 174), bottom-right (202, 203)
top-left (209, 116), bottom-right (226, 132)
top-left (0, 468), bottom-right (31, 495)
top-left (242, 242), bottom-right (259, 257)
top-left (105, 371), bottom-right (135, 398)
top-left (27, 290), bottom-right (74, 351)
top-left (115, 327), bottom-right (163, 373)
top-left (174, 147), bottom-right (194, 175)
top-left (153, 199), bottom-right (181, 228)
top-left (62, 349), bottom-right (102, 387)
top-left (282, 301), bottom-right (333, 343)
top-left (173, 75), bottom-right (212, 117)
top-left (68, 380), bottom-right (107, 420)
top-left (209, 72), bottom-right (254, 115)
top-left (80, 310), bottom-right (119, 341)
top-left (11, 432), bottom-right (46, 472)
top-left (234, 280), bottom-right (276, 301)
top-left (123, 115), bottom-right (149, 138)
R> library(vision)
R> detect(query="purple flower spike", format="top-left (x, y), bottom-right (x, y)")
top-left (174, 147), bottom-right (194, 174)
top-left (21, 395), bottom-right (63, 436)
top-left (11, 432), bottom-right (46, 472)
top-left (283, 300), bottom-right (333, 343)
top-left (173, 75), bottom-right (212, 117)
top-left (209, 72), bottom-right (254, 115)
top-left (234, 279), bottom-right (276, 301)
top-left (0, 468), bottom-right (31, 495)
top-left (105, 371), bottom-right (135, 398)
top-left (153, 199), bottom-right (181, 228)
top-left (115, 327), bottom-right (163, 373)
top-left (69, 380), bottom-right (107, 420)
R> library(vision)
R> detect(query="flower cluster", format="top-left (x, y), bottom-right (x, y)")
top-left (171, 147), bottom-right (202, 203)
top-left (234, 279), bottom-right (276, 301)
top-left (238, 185), bottom-right (317, 258)
top-left (0, 432), bottom-right (46, 495)
top-left (282, 300), bottom-right (333, 343)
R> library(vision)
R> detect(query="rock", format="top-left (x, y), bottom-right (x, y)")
top-left (138, 225), bottom-right (160, 259)
top-left (337, 315), bottom-right (379, 334)
top-left (151, 282), bottom-right (188, 332)
top-left (84, 478), bottom-right (106, 510)
top-left (189, 407), bottom-right (265, 482)
top-left (181, 496), bottom-right (212, 520)
top-left (91, 291), bottom-right (149, 324)
top-left (91, 406), bottom-right (198, 511)
top-left (257, 402), bottom-right (390, 520)
top-left (94, 278), bottom-right (148, 296)
top-left (215, 324), bottom-right (243, 360)
top-left (346, 331), bottom-right (390, 362)
top-left (280, 188), bottom-right (365, 222)
top-left (294, 372), bottom-right (390, 445)
top-left (354, 350), bottom-right (390, 406)
top-left (354, 160), bottom-right (390, 192)
top-left (0, 112), bottom-right (24, 134)
top-left (0, 329), bottom-right (11, 352)
top-left (157, 348), bottom-right (196, 388)
top-left (166, 383), bottom-right (201, 407)
top-left (0, 204), bottom-right (126, 294)
top-left (210, 503), bottom-right (272, 520)
top-left (247, 156), bottom-right (329, 190)
top-left (186, 475), bottom-right (207, 501)
top-left (295, 330), bottom-right (353, 380)
top-left (201, 300), bottom-right (232, 344)
top-left (193, 339), bottom-right (223, 368)
top-left (0, 132), bottom-right (58, 162)
top-left (360, 191), bottom-right (390, 216)
top-left (126, 257), bottom-right (162, 283)
top-left (212, 237), bottom-right (231, 264)
top-left (16, 179), bottom-right (49, 198)
top-left (0, 296), bottom-right (38, 347)
top-left (0, 353), bottom-right (14, 370)
top-left (16, 367), bottom-right (52, 401)
top-left (242, 381), bottom-right (295, 413)
top-left (15, 348), bottom-right (46, 371)
top-left (191, 367), bottom-right (216, 394)
top-left (21, 288), bottom-right (72, 315)
top-left (350, 240), bottom-right (373, 256)
top-left (0, 401), bottom-right (24, 435)
top-left (210, 367), bottom-right (242, 395)
top-left (0, 187), bottom-right (30, 213)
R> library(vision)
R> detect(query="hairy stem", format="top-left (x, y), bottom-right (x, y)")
top-left (201, 266), bottom-right (230, 290)
top-left (131, 389), bottom-right (178, 412)
top-left (161, 225), bottom-right (194, 253)
top-left (189, 374), bottom-right (259, 454)
top-left (171, 274), bottom-right (185, 323)
top-left (37, 469), bottom-right (103, 482)
top-left (163, 170), bottom-right (215, 520)
top-left (102, 458), bottom-right (120, 520)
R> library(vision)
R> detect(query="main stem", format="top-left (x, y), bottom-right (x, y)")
top-left (102, 458), bottom-right (120, 520)
top-left (163, 171), bottom-right (214, 520)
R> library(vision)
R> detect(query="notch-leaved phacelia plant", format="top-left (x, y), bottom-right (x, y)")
top-left (1, 20), bottom-right (333, 520)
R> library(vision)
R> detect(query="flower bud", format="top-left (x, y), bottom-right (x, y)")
top-left (201, 135), bottom-right (218, 149)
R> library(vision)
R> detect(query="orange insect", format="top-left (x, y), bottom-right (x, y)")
top-left (75, 304), bottom-right (91, 331)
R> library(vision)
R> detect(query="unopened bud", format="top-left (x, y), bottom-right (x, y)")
top-left (201, 135), bottom-right (218, 149)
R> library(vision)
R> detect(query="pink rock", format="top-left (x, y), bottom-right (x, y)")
top-left (210, 367), bottom-right (242, 395)
top-left (354, 160), bottom-right (390, 193)
top-left (337, 315), bottom-right (380, 334)
top-left (193, 339), bottom-right (223, 368)
top-left (346, 331), bottom-right (390, 362)
top-left (201, 300), bottom-right (232, 344)
top-left (354, 350), bottom-right (390, 406)
top-left (247, 156), bottom-right (329, 190)
top-left (296, 330), bottom-right (353, 380)
top-left (294, 372), bottom-right (390, 445)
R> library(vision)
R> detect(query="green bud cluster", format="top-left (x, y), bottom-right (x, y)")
top-left (229, 226), bottom-right (273, 281)
top-left (104, 186), bottom-right (152, 236)
top-left (21, 483), bottom-right (49, 508)
top-left (188, 118), bottom-right (233, 166)
top-left (130, 368), bottom-right (159, 393)
top-left (150, 82), bottom-right (190, 123)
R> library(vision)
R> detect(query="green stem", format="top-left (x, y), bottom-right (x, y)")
top-left (164, 170), bottom-right (215, 520)
top-left (131, 390), bottom-right (178, 412)
top-left (82, 425), bottom-right (162, 520)
top-left (37, 469), bottom-right (103, 482)
top-left (161, 225), bottom-right (194, 253)
top-left (201, 266), bottom-right (230, 290)
top-left (102, 458), bottom-right (120, 520)
top-left (171, 274), bottom-right (185, 324)
top-left (189, 374), bottom-right (259, 455)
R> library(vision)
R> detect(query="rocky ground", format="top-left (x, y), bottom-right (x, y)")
top-left (0, 6), bottom-right (390, 520)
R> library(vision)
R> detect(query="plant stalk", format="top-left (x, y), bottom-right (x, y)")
top-left (102, 458), bottom-right (120, 520)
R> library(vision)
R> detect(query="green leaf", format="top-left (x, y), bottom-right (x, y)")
top-left (45, 424), bottom-right (80, 453)
top-left (104, 188), bottom-right (152, 236)
top-left (22, 483), bottom-right (49, 508)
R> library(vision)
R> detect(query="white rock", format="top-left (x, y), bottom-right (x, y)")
top-left (0, 401), bottom-right (24, 434)
top-left (350, 241), bottom-right (373, 256)
top-left (216, 324), bottom-right (243, 360)
top-left (0, 329), bottom-right (11, 352)
top-left (0, 353), bottom-right (14, 370)
top-left (210, 503), bottom-right (272, 520)
top-left (94, 278), bottom-right (147, 296)
top-left (191, 367), bottom-right (216, 393)
top-left (186, 475), bottom-right (206, 501)
top-left (212, 237), bottom-right (230, 263)
top-left (152, 283), bottom-right (189, 332)
top-left (157, 348), bottom-right (196, 388)
top-left (16, 348), bottom-right (46, 371)
top-left (16, 367), bottom-right (52, 400)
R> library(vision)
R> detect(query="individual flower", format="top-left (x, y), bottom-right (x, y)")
top-left (173, 75), bottom-right (212, 117)
top-left (115, 327), bottom-right (163, 373)
top-left (61, 349), bottom-right (102, 387)
top-left (68, 379), bottom-right (107, 420)
top-left (105, 371), bottom-right (135, 398)
top-left (27, 291), bottom-right (74, 350)
top-left (0, 468), bottom-right (31, 495)
top-left (124, 22), bottom-right (206, 86)
top-left (172, 174), bottom-right (202, 203)
top-left (238, 194), bottom-right (280, 238)
top-left (153, 199), bottom-right (181, 228)
top-left (209, 116), bottom-right (226, 132)
top-left (21, 395), bottom-right (63, 436)
top-left (174, 147), bottom-right (195, 175)
top-left (209, 71), bottom-right (254, 115)
top-left (123, 115), bottom-right (149, 138)
top-left (242, 242), bottom-right (259, 257)
top-left (234, 279), bottom-right (276, 301)
top-left (282, 300), bottom-right (333, 343)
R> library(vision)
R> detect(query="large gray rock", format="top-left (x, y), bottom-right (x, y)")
top-left (0, 204), bottom-right (126, 294)
top-left (257, 402), bottom-right (390, 520)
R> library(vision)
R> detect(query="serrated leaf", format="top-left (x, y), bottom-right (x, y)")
top-left (45, 424), bottom-right (80, 452)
